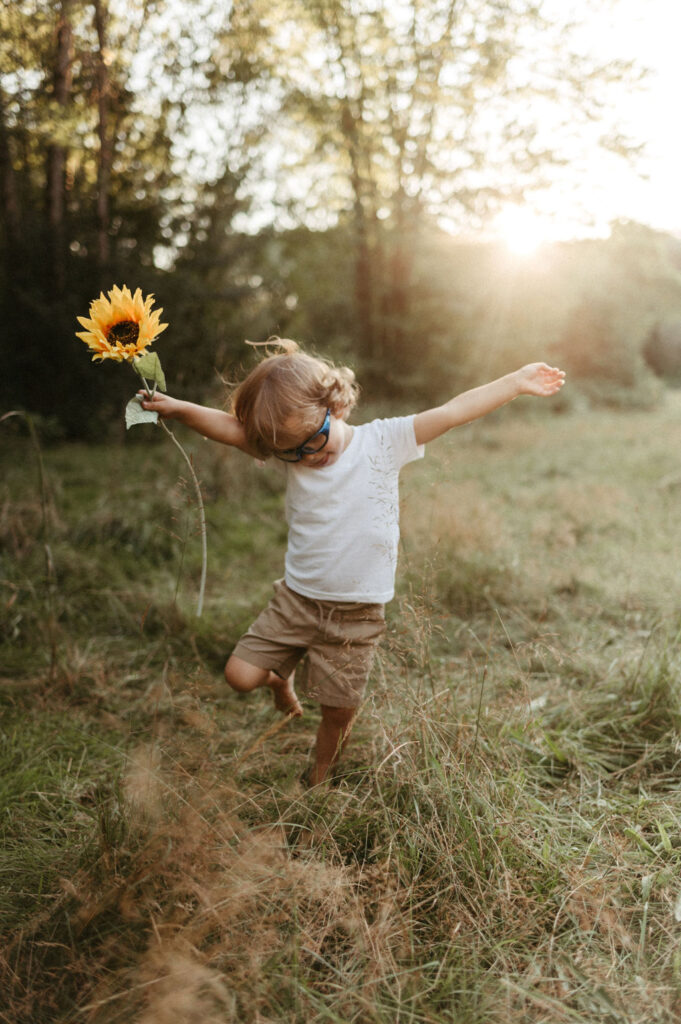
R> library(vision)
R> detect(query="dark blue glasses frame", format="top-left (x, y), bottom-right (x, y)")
top-left (275, 409), bottom-right (331, 462)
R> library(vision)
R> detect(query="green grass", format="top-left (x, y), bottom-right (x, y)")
top-left (2, 397), bottom-right (681, 1022)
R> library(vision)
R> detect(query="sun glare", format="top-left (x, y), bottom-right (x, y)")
top-left (495, 206), bottom-right (549, 256)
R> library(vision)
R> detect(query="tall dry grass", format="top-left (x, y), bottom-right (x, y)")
top-left (3, 397), bottom-right (681, 1022)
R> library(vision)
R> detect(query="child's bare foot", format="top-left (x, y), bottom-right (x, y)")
top-left (268, 673), bottom-right (303, 717)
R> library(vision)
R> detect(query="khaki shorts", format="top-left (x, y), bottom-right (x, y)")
top-left (232, 579), bottom-right (386, 707)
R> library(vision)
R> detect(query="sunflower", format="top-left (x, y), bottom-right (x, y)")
top-left (76, 284), bottom-right (168, 362)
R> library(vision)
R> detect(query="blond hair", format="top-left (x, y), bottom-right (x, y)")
top-left (231, 338), bottom-right (359, 458)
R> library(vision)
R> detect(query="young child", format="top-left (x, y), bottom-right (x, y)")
top-left (141, 340), bottom-right (564, 784)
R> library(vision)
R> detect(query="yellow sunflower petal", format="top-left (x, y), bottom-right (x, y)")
top-left (76, 284), bottom-right (169, 363)
top-left (76, 330), bottom-right (100, 345)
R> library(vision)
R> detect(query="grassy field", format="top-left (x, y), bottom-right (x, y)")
top-left (2, 393), bottom-right (681, 1023)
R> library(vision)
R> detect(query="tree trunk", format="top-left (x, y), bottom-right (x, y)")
top-left (0, 88), bottom-right (20, 256)
top-left (45, 0), bottom-right (72, 293)
top-left (341, 104), bottom-right (379, 362)
top-left (383, 162), bottom-right (409, 370)
top-left (353, 205), bottom-right (376, 359)
top-left (386, 240), bottom-right (409, 366)
top-left (93, 0), bottom-right (112, 271)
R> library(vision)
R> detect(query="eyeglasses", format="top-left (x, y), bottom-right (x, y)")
top-left (274, 409), bottom-right (331, 462)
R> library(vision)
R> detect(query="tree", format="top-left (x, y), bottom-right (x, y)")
top-left (644, 321), bottom-right (681, 385)
top-left (46, 0), bottom-right (73, 292)
top-left (91, 0), bottom-right (112, 270)
top-left (235, 0), bottom-right (643, 388)
top-left (0, 0), bottom-right (203, 431)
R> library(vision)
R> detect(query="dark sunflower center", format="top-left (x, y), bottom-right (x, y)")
top-left (107, 320), bottom-right (140, 345)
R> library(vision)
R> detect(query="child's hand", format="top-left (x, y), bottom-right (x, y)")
top-left (515, 363), bottom-right (565, 397)
top-left (137, 390), bottom-right (180, 419)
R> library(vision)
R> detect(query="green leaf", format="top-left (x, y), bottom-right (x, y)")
top-left (656, 820), bottom-right (672, 853)
top-left (641, 873), bottom-right (655, 902)
top-left (133, 352), bottom-right (167, 391)
top-left (624, 827), bottom-right (657, 856)
top-left (125, 395), bottom-right (159, 430)
top-left (543, 733), bottom-right (569, 762)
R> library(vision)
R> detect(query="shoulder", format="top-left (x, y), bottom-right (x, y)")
top-left (360, 414), bottom-right (415, 435)
top-left (357, 415), bottom-right (422, 468)
top-left (362, 415), bottom-right (418, 447)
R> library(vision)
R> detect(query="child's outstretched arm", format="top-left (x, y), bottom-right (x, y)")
top-left (139, 392), bottom-right (255, 454)
top-left (413, 363), bottom-right (565, 445)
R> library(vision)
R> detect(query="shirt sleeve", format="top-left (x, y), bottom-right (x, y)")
top-left (385, 415), bottom-right (425, 469)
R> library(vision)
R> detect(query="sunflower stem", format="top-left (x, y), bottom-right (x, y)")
top-left (157, 419), bottom-right (208, 618)
top-left (140, 376), bottom-right (157, 401)
top-left (136, 371), bottom-right (206, 616)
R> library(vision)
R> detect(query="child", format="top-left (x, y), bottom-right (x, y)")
top-left (141, 340), bottom-right (564, 784)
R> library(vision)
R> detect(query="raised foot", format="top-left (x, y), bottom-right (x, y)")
top-left (269, 674), bottom-right (303, 717)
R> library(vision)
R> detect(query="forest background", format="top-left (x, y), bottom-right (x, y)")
top-left (3, 0), bottom-right (681, 434)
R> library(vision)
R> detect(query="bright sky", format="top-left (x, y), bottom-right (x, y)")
top-left (605, 0), bottom-right (681, 231)
top-left (497, 0), bottom-right (681, 250)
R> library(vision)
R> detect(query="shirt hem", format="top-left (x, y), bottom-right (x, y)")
top-left (285, 574), bottom-right (393, 605)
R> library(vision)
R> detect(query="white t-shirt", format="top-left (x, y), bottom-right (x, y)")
top-left (284, 415), bottom-right (424, 603)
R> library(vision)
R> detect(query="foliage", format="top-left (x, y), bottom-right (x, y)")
top-left (0, 0), bottom-right (265, 434)
top-left (189, 220), bottom-right (681, 409)
top-left (416, 222), bottom-right (681, 407)
top-left (644, 320), bottom-right (681, 384)
top-left (0, 0), bottom-right (661, 434)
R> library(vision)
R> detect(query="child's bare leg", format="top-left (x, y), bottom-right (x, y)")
top-left (312, 704), bottom-right (356, 784)
top-left (269, 671), bottom-right (302, 715)
top-left (224, 655), bottom-right (302, 716)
